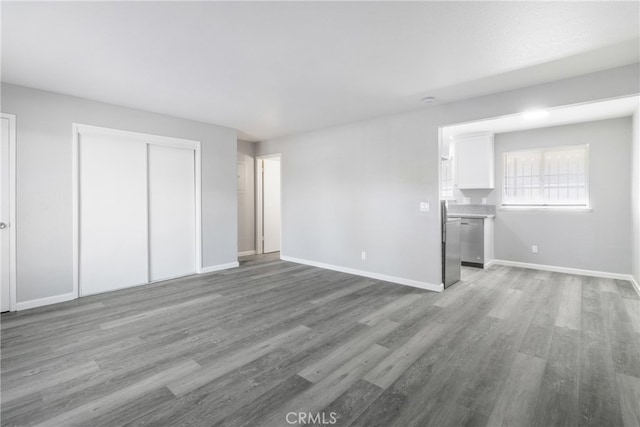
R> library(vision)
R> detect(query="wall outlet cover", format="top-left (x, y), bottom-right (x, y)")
top-left (532, 245), bottom-right (538, 254)
top-left (463, 197), bottom-right (471, 204)
top-left (361, 251), bottom-right (366, 260)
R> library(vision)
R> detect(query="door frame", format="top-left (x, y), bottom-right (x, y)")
top-left (1, 113), bottom-right (17, 311)
top-left (255, 153), bottom-right (281, 255)
top-left (72, 123), bottom-right (202, 297)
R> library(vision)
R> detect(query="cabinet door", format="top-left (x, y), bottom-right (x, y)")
top-left (454, 134), bottom-right (494, 189)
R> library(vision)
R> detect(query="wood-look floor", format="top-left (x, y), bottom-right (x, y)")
top-left (2, 253), bottom-right (639, 426)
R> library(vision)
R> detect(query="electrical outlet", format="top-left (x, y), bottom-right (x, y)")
top-left (532, 245), bottom-right (538, 254)
top-left (482, 197), bottom-right (487, 205)
top-left (419, 201), bottom-right (430, 212)
top-left (463, 197), bottom-right (471, 204)
top-left (361, 251), bottom-right (366, 260)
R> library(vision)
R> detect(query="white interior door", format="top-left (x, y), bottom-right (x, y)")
top-left (1, 117), bottom-right (11, 311)
top-left (262, 158), bottom-right (281, 253)
top-left (148, 145), bottom-right (196, 281)
top-left (80, 133), bottom-right (148, 296)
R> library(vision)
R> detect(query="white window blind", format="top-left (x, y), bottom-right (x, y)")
top-left (503, 144), bottom-right (588, 206)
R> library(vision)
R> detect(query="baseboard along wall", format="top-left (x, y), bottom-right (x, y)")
top-left (15, 292), bottom-right (77, 311)
top-left (491, 259), bottom-right (636, 281)
top-left (280, 255), bottom-right (444, 293)
top-left (14, 258), bottom-right (636, 311)
top-left (15, 262), bottom-right (240, 311)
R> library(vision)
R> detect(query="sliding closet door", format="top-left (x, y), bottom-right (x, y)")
top-left (80, 133), bottom-right (148, 296)
top-left (148, 145), bottom-right (196, 281)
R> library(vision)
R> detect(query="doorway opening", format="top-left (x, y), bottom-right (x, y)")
top-left (437, 95), bottom-right (639, 287)
top-left (256, 154), bottom-right (281, 255)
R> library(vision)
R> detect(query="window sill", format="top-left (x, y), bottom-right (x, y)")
top-left (499, 206), bottom-right (592, 213)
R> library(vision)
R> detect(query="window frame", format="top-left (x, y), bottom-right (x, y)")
top-left (501, 144), bottom-right (590, 209)
top-left (440, 142), bottom-right (456, 200)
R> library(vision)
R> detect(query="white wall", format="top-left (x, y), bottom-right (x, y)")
top-left (1, 83), bottom-right (238, 304)
top-left (256, 64), bottom-right (639, 289)
top-left (260, 110), bottom-right (440, 287)
top-left (632, 110), bottom-right (640, 285)
top-left (493, 118), bottom-right (632, 274)
top-left (237, 140), bottom-right (255, 254)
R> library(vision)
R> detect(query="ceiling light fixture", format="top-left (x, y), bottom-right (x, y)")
top-left (421, 96), bottom-right (436, 104)
top-left (522, 109), bottom-right (549, 120)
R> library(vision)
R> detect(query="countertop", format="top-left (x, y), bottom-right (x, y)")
top-left (448, 213), bottom-right (496, 219)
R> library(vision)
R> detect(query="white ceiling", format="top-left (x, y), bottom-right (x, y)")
top-left (2, 1), bottom-right (639, 141)
top-left (443, 95), bottom-right (640, 141)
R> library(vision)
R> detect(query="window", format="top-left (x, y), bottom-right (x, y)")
top-left (502, 144), bottom-right (589, 207)
top-left (441, 156), bottom-right (454, 199)
top-left (441, 142), bottom-right (455, 200)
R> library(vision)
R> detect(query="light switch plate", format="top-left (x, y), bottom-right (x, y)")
top-left (420, 201), bottom-right (430, 212)
top-left (532, 245), bottom-right (538, 254)
top-left (482, 197), bottom-right (487, 205)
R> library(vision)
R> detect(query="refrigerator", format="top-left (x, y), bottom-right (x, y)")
top-left (441, 201), bottom-right (461, 288)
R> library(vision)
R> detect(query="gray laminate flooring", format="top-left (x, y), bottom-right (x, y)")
top-left (2, 254), bottom-right (639, 426)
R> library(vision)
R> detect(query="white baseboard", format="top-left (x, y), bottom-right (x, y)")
top-left (281, 255), bottom-right (443, 293)
top-left (484, 259), bottom-right (496, 269)
top-left (492, 259), bottom-right (635, 282)
top-left (630, 276), bottom-right (640, 297)
top-left (16, 292), bottom-right (77, 311)
top-left (200, 262), bottom-right (239, 274)
top-left (238, 250), bottom-right (256, 257)
top-left (15, 263), bottom-right (238, 311)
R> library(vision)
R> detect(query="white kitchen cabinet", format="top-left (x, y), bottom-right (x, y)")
top-left (454, 133), bottom-right (494, 189)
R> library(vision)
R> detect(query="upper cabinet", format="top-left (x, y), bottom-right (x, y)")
top-left (454, 133), bottom-right (494, 189)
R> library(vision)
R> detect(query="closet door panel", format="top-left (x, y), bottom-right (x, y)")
top-left (80, 133), bottom-right (148, 296)
top-left (148, 145), bottom-right (196, 281)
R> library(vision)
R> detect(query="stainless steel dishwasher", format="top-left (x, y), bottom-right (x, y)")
top-left (459, 218), bottom-right (484, 267)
